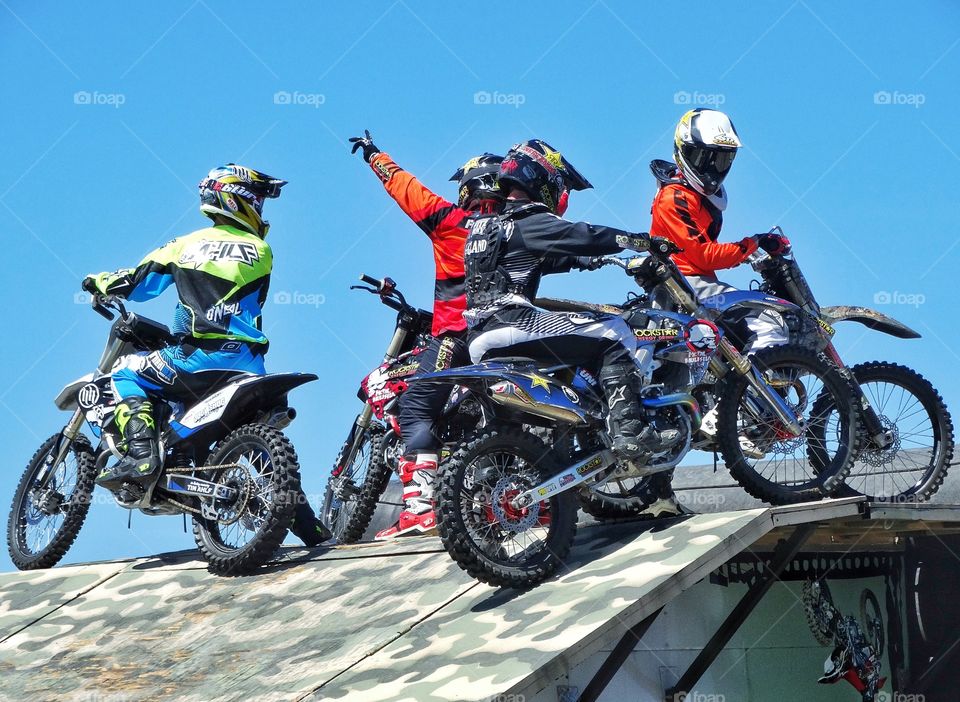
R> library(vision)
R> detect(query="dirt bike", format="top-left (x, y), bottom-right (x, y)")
top-left (6, 294), bottom-right (315, 574)
top-left (422, 239), bottom-right (859, 588)
top-left (803, 578), bottom-right (886, 701)
top-left (746, 229), bottom-right (953, 502)
top-left (320, 275), bottom-right (481, 543)
top-left (536, 249), bottom-right (864, 510)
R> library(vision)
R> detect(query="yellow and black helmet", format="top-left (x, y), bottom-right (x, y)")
top-left (199, 164), bottom-right (287, 237)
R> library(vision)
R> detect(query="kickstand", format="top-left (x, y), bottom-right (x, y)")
top-left (127, 510), bottom-right (132, 529)
top-left (182, 513), bottom-right (187, 533)
top-left (713, 450), bottom-right (718, 473)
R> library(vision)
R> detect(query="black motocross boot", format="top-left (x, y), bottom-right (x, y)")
top-left (291, 497), bottom-right (333, 546)
top-left (598, 364), bottom-right (648, 459)
top-left (96, 398), bottom-right (161, 495)
top-left (599, 364), bottom-right (686, 460)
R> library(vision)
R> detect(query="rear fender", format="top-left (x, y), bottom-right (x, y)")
top-left (820, 305), bottom-right (921, 339)
top-left (167, 372), bottom-right (317, 442)
top-left (413, 362), bottom-right (596, 425)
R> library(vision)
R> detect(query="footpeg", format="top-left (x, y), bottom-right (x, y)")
top-left (116, 482), bottom-right (144, 506)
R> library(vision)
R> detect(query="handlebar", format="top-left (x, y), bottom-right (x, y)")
top-left (352, 273), bottom-right (408, 312)
top-left (91, 293), bottom-right (128, 321)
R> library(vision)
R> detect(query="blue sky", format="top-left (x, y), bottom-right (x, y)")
top-left (1, 1), bottom-right (958, 570)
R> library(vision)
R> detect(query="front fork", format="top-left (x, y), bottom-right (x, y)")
top-left (824, 341), bottom-right (893, 449)
top-left (35, 409), bottom-right (86, 489)
top-left (718, 338), bottom-right (806, 436)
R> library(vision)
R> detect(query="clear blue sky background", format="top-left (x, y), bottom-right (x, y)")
top-left (1, 1), bottom-right (958, 571)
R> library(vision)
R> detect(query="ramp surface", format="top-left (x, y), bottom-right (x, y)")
top-left (0, 500), bottom-right (866, 702)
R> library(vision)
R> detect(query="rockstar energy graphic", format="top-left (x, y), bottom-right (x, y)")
top-left (817, 317), bottom-right (836, 337)
top-left (634, 327), bottom-right (682, 341)
top-left (576, 454), bottom-right (605, 476)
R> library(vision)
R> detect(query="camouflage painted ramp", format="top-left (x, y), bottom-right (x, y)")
top-left (0, 542), bottom-right (478, 702)
top-left (0, 500), bottom-right (863, 702)
top-left (312, 499), bottom-right (864, 702)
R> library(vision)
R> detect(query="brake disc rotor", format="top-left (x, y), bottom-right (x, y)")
top-left (489, 476), bottom-right (540, 533)
top-left (859, 415), bottom-right (901, 467)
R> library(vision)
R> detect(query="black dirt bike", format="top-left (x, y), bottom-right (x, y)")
top-left (536, 249), bottom-right (865, 510)
top-left (320, 275), bottom-right (481, 543)
top-left (6, 294), bottom-right (315, 574)
top-left (747, 229), bottom-right (953, 502)
top-left (423, 239), bottom-right (860, 588)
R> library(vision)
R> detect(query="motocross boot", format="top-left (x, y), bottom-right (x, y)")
top-left (290, 498), bottom-right (333, 546)
top-left (375, 454), bottom-right (438, 540)
top-left (599, 364), bottom-right (681, 459)
top-left (635, 472), bottom-right (693, 520)
top-left (96, 398), bottom-right (161, 494)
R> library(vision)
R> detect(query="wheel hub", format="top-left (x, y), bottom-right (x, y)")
top-left (860, 415), bottom-right (901, 467)
top-left (34, 487), bottom-right (65, 516)
top-left (489, 477), bottom-right (540, 532)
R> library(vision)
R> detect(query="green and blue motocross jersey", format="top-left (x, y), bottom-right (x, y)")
top-left (91, 225), bottom-right (272, 347)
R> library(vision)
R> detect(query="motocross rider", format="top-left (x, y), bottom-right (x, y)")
top-left (465, 139), bottom-right (679, 461)
top-left (349, 130), bottom-right (505, 539)
top-left (83, 164), bottom-right (331, 546)
top-left (650, 108), bottom-right (790, 438)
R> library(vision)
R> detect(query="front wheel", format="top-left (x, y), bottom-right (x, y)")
top-left (192, 424), bottom-right (301, 575)
top-left (717, 345), bottom-right (859, 504)
top-left (7, 433), bottom-right (96, 570)
top-left (321, 423), bottom-right (393, 543)
top-left (437, 426), bottom-right (577, 589)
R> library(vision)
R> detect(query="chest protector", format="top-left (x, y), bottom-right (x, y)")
top-left (464, 204), bottom-right (547, 309)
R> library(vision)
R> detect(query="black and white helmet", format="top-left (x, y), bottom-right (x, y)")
top-left (674, 109), bottom-right (742, 197)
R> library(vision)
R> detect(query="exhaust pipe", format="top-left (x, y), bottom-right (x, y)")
top-left (487, 381), bottom-right (584, 424)
top-left (265, 407), bottom-right (297, 429)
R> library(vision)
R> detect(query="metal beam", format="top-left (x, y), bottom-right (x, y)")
top-left (664, 523), bottom-right (816, 701)
top-left (578, 608), bottom-right (664, 702)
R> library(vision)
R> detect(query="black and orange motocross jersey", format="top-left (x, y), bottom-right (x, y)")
top-left (368, 152), bottom-right (478, 336)
top-left (649, 159), bottom-right (757, 277)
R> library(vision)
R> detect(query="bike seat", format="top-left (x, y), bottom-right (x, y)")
top-left (535, 297), bottom-right (624, 315)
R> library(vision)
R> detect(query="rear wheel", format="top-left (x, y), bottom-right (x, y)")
top-left (7, 434), bottom-right (96, 570)
top-left (717, 345), bottom-right (859, 504)
top-left (437, 426), bottom-right (577, 589)
top-left (824, 362), bottom-right (953, 502)
top-left (193, 424), bottom-right (300, 574)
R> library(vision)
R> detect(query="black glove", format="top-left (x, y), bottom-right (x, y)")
top-left (349, 129), bottom-right (380, 163)
top-left (649, 236), bottom-right (682, 255)
top-left (755, 232), bottom-right (791, 256)
top-left (574, 256), bottom-right (603, 271)
top-left (81, 276), bottom-right (98, 294)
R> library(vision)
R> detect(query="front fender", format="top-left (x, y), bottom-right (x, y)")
top-left (820, 305), bottom-right (921, 339)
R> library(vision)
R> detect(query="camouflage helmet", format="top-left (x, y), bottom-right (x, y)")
top-left (199, 164), bottom-right (287, 238)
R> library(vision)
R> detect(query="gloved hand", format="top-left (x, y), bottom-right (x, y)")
top-left (349, 129), bottom-right (380, 163)
top-left (754, 232), bottom-right (792, 256)
top-left (650, 236), bottom-right (682, 255)
top-left (575, 256), bottom-right (603, 271)
top-left (82, 275), bottom-right (100, 295)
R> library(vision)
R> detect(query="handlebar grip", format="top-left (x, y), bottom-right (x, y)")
top-left (359, 274), bottom-right (381, 288)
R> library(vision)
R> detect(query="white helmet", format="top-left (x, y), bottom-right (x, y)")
top-left (674, 108), bottom-right (742, 197)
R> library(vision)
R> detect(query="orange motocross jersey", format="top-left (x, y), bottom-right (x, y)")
top-left (369, 152), bottom-right (471, 336)
top-left (648, 160), bottom-right (757, 277)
